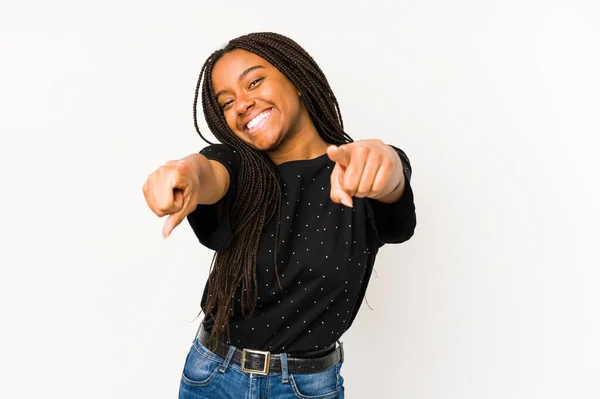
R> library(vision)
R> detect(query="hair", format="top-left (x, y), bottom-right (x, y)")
top-left (192, 32), bottom-right (353, 350)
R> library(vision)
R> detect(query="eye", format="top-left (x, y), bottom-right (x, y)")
top-left (249, 77), bottom-right (264, 88)
top-left (221, 100), bottom-right (233, 110)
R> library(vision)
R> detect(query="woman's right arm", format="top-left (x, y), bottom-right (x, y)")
top-left (181, 153), bottom-right (230, 206)
top-left (142, 152), bottom-right (231, 238)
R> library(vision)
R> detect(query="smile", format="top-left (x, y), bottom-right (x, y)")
top-left (245, 109), bottom-right (272, 133)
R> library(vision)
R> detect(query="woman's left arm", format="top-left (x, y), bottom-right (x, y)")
top-left (327, 139), bottom-right (416, 244)
top-left (327, 139), bottom-right (407, 207)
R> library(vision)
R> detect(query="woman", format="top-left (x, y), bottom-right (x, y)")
top-left (143, 32), bottom-right (416, 399)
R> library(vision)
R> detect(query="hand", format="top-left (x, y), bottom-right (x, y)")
top-left (327, 139), bottom-right (404, 207)
top-left (142, 159), bottom-right (201, 238)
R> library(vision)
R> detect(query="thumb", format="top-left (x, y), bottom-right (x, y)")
top-left (327, 145), bottom-right (351, 167)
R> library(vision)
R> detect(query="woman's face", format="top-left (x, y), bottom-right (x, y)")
top-left (211, 49), bottom-right (306, 152)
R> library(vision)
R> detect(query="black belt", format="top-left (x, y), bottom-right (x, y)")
top-left (198, 327), bottom-right (343, 375)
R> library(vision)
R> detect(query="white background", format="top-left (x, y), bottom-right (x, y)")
top-left (1, 1), bottom-right (599, 398)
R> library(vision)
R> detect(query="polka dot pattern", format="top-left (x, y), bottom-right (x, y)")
top-left (187, 143), bottom-right (416, 353)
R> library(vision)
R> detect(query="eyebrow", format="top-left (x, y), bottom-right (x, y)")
top-left (215, 65), bottom-right (265, 101)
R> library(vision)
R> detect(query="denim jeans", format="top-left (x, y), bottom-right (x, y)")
top-left (178, 336), bottom-right (345, 398)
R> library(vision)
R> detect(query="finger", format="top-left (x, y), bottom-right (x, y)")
top-left (155, 162), bottom-right (190, 215)
top-left (143, 174), bottom-right (169, 216)
top-left (154, 184), bottom-right (184, 216)
top-left (340, 146), bottom-right (367, 196)
top-left (162, 213), bottom-right (182, 238)
top-left (172, 188), bottom-right (184, 210)
top-left (329, 163), bottom-right (353, 207)
top-left (326, 145), bottom-right (351, 167)
top-left (162, 191), bottom-right (186, 238)
top-left (370, 160), bottom-right (395, 198)
top-left (329, 162), bottom-right (343, 203)
top-left (355, 154), bottom-right (380, 198)
top-left (171, 160), bottom-right (191, 190)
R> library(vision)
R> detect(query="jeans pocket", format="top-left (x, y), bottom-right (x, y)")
top-left (289, 362), bottom-right (341, 399)
top-left (180, 340), bottom-right (222, 387)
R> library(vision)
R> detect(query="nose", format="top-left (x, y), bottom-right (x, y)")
top-left (235, 93), bottom-right (255, 115)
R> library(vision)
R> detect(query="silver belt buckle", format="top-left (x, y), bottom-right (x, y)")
top-left (240, 348), bottom-right (271, 375)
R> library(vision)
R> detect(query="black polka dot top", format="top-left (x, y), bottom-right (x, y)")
top-left (187, 143), bottom-right (416, 353)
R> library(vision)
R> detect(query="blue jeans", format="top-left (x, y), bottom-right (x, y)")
top-left (178, 337), bottom-right (345, 398)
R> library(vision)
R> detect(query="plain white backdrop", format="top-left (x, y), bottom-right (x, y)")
top-left (1, 0), bottom-right (599, 398)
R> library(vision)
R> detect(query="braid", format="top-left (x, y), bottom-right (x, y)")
top-left (192, 32), bottom-right (353, 350)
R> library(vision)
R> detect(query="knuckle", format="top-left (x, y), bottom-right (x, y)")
top-left (380, 155), bottom-right (393, 168)
top-left (380, 159), bottom-right (393, 173)
top-left (156, 198), bottom-right (172, 213)
top-left (342, 180), bottom-right (354, 193)
top-left (174, 167), bottom-right (190, 182)
top-left (344, 187), bottom-right (356, 196)
top-left (355, 146), bottom-right (368, 157)
top-left (156, 205), bottom-right (168, 215)
top-left (371, 182), bottom-right (385, 195)
top-left (355, 185), bottom-right (369, 197)
top-left (175, 160), bottom-right (188, 173)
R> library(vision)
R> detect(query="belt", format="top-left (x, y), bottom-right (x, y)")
top-left (198, 327), bottom-right (343, 375)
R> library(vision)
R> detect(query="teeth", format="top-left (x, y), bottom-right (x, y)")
top-left (247, 110), bottom-right (270, 130)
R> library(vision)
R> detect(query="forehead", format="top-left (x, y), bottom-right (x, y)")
top-left (211, 49), bottom-right (273, 89)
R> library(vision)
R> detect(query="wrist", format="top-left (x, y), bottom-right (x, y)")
top-left (183, 153), bottom-right (209, 179)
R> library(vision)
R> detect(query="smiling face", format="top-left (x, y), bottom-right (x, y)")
top-left (211, 49), bottom-right (312, 152)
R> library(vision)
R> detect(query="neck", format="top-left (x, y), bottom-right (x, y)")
top-left (267, 119), bottom-right (328, 166)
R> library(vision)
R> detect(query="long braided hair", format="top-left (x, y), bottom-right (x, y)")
top-left (193, 32), bottom-right (353, 350)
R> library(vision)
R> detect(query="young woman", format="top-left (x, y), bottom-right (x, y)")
top-left (143, 31), bottom-right (417, 399)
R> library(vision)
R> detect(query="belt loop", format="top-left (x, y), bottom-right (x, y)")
top-left (337, 340), bottom-right (344, 362)
top-left (280, 352), bottom-right (289, 383)
top-left (219, 345), bottom-right (237, 373)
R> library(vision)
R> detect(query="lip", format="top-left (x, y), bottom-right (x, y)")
top-left (241, 108), bottom-right (273, 133)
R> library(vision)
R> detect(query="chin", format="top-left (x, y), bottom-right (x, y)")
top-left (242, 131), bottom-right (285, 152)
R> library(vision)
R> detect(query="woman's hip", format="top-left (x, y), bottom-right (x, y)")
top-left (178, 334), bottom-right (345, 399)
